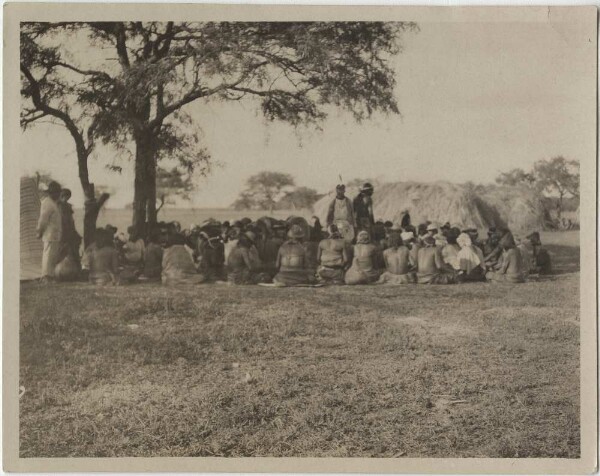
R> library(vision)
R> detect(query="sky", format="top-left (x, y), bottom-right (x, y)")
top-left (20, 19), bottom-right (595, 208)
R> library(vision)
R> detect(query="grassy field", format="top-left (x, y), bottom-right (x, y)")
top-left (19, 232), bottom-right (580, 458)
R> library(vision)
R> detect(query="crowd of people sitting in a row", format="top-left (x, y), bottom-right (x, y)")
top-left (53, 214), bottom-right (552, 287)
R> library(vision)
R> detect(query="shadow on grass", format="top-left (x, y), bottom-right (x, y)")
top-left (545, 244), bottom-right (580, 275)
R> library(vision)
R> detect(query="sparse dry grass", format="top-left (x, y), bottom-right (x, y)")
top-left (19, 232), bottom-right (580, 458)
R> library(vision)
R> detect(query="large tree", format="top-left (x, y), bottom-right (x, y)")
top-left (21, 21), bottom-right (417, 234)
top-left (533, 156), bottom-right (579, 218)
top-left (20, 25), bottom-right (111, 247)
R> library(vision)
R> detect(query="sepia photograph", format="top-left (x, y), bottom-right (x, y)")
top-left (4, 4), bottom-right (597, 473)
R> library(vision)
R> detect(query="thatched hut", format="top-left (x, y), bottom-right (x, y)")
top-left (314, 181), bottom-right (550, 234)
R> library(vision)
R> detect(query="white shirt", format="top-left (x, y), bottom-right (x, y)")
top-left (37, 197), bottom-right (62, 242)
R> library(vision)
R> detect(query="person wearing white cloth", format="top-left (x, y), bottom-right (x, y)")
top-left (326, 184), bottom-right (356, 243)
top-left (36, 181), bottom-right (63, 279)
top-left (456, 232), bottom-right (486, 282)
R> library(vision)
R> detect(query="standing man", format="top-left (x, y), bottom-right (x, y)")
top-left (353, 182), bottom-right (375, 237)
top-left (58, 188), bottom-right (82, 265)
top-left (326, 184), bottom-right (356, 243)
top-left (36, 181), bottom-right (63, 280)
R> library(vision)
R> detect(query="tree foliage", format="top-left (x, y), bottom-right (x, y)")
top-left (533, 157), bottom-right (579, 199)
top-left (233, 171), bottom-right (295, 210)
top-left (495, 157), bottom-right (580, 219)
top-left (495, 168), bottom-right (536, 187)
top-left (156, 166), bottom-right (195, 213)
top-left (278, 186), bottom-right (323, 211)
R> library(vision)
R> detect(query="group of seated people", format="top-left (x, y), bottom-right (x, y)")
top-left (72, 215), bottom-right (552, 287)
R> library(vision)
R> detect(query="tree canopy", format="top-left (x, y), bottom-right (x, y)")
top-left (533, 157), bottom-right (579, 199)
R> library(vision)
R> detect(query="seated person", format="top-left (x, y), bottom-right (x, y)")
top-left (403, 230), bottom-right (421, 266)
top-left (244, 230), bottom-right (270, 283)
top-left (316, 224), bottom-right (349, 284)
top-left (161, 233), bottom-right (205, 285)
top-left (273, 225), bottom-right (313, 286)
top-left (416, 236), bottom-right (455, 284)
top-left (226, 235), bottom-right (260, 285)
top-left (123, 225), bottom-right (145, 267)
top-left (526, 231), bottom-right (552, 275)
top-left (377, 232), bottom-right (415, 284)
top-left (87, 229), bottom-right (119, 286)
top-left (486, 233), bottom-right (525, 283)
top-left (482, 227), bottom-right (497, 255)
top-left (143, 231), bottom-right (163, 280)
top-left (220, 221), bottom-right (231, 242)
top-left (483, 228), bottom-right (506, 267)
top-left (441, 229), bottom-right (461, 271)
top-left (261, 224), bottom-right (285, 277)
top-left (195, 231), bottom-right (216, 279)
top-left (515, 234), bottom-right (533, 279)
top-left (456, 232), bottom-right (486, 282)
top-left (224, 227), bottom-right (240, 262)
top-left (119, 226), bottom-right (145, 283)
top-left (345, 231), bottom-right (381, 285)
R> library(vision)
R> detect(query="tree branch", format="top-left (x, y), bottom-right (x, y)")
top-left (21, 111), bottom-right (48, 127)
top-left (149, 60), bottom-right (269, 127)
top-left (54, 61), bottom-right (113, 81)
top-left (21, 62), bottom-right (92, 190)
top-left (114, 22), bottom-right (130, 69)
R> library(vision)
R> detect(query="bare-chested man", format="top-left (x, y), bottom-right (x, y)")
top-left (316, 224), bottom-right (349, 284)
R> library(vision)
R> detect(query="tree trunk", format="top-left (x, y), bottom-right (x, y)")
top-left (77, 147), bottom-right (108, 250)
top-left (146, 152), bottom-right (157, 229)
top-left (132, 129), bottom-right (157, 237)
top-left (83, 186), bottom-right (110, 249)
top-left (557, 191), bottom-right (564, 219)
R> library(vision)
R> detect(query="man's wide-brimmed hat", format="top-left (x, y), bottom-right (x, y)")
top-left (288, 224), bottom-right (305, 239)
top-left (426, 222), bottom-right (439, 232)
top-left (46, 181), bottom-right (61, 194)
top-left (360, 182), bottom-right (374, 192)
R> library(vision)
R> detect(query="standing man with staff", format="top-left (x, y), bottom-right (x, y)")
top-left (353, 182), bottom-right (375, 238)
top-left (326, 184), bottom-right (356, 243)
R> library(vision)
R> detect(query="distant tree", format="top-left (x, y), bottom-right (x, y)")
top-left (278, 186), bottom-right (323, 211)
top-left (233, 172), bottom-right (295, 211)
top-left (156, 166), bottom-right (195, 214)
top-left (533, 157), bottom-right (580, 218)
top-left (495, 168), bottom-right (536, 187)
top-left (231, 192), bottom-right (255, 211)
